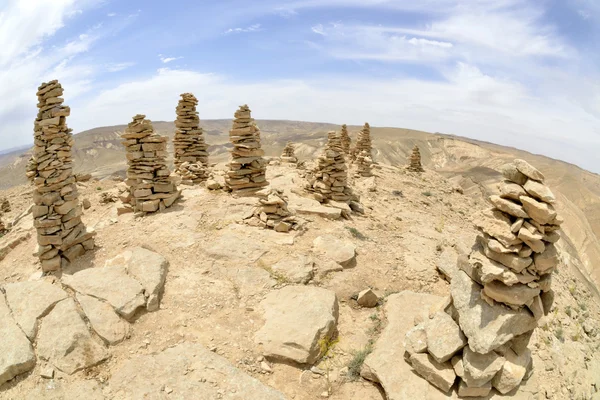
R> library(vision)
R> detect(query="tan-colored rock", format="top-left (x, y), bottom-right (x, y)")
top-left (173, 93), bottom-right (209, 183)
top-left (533, 243), bottom-right (559, 273)
top-left (501, 163), bottom-right (527, 185)
top-left (483, 280), bottom-right (540, 307)
top-left (405, 323), bottom-right (428, 354)
top-left (425, 311), bottom-right (467, 363)
top-left (514, 159), bottom-right (545, 182)
top-left (491, 348), bottom-right (531, 394)
top-left (489, 195), bottom-right (528, 218)
top-left (407, 145), bottom-right (424, 173)
top-left (245, 189), bottom-right (298, 232)
top-left (498, 181), bottom-right (527, 201)
top-left (280, 141), bottom-right (298, 164)
top-left (457, 380), bottom-right (492, 397)
top-left (355, 149), bottom-right (373, 177)
top-left (474, 209), bottom-right (521, 248)
top-left (357, 288), bottom-right (379, 308)
top-left (462, 346), bottom-right (505, 388)
top-left (408, 353), bottom-right (456, 393)
top-left (520, 195), bottom-right (556, 225)
top-left (523, 179), bottom-right (555, 203)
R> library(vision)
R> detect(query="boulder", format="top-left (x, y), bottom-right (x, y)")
top-left (425, 311), bottom-right (467, 363)
top-left (520, 196), bottom-right (556, 225)
top-left (361, 291), bottom-right (450, 400)
top-left (498, 181), bottom-right (527, 201)
top-left (357, 288), bottom-right (379, 308)
top-left (109, 343), bottom-right (286, 399)
top-left (62, 266), bottom-right (146, 320)
top-left (271, 255), bottom-right (314, 284)
top-left (255, 286), bottom-right (338, 364)
top-left (312, 235), bottom-right (356, 268)
top-left (462, 346), bottom-right (505, 387)
top-left (523, 180), bottom-right (555, 203)
top-left (77, 294), bottom-right (129, 345)
top-left (36, 299), bottom-right (108, 374)
top-left (0, 293), bottom-right (35, 386)
top-left (492, 348), bottom-right (531, 394)
top-left (489, 195), bottom-right (528, 218)
top-left (514, 159), bottom-right (545, 182)
top-left (3, 280), bottom-right (68, 339)
top-left (104, 247), bottom-right (168, 311)
top-left (408, 353), bottom-right (456, 393)
top-left (451, 271), bottom-right (537, 354)
top-left (482, 281), bottom-right (540, 307)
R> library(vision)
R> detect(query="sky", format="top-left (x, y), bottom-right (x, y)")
top-left (1, 0), bottom-right (599, 172)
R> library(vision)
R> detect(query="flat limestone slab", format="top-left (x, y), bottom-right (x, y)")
top-left (361, 291), bottom-right (452, 400)
top-left (77, 294), bottom-right (129, 345)
top-left (109, 343), bottom-right (286, 400)
top-left (0, 293), bottom-right (35, 386)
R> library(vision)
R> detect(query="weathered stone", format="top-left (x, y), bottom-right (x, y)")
top-left (492, 348), bottom-right (531, 394)
top-left (36, 299), bottom-right (108, 374)
top-left (436, 246), bottom-right (459, 281)
top-left (451, 271), bottom-right (537, 354)
top-left (3, 280), bottom-right (68, 339)
top-left (109, 343), bottom-right (286, 399)
top-left (462, 346), bottom-right (505, 387)
top-left (77, 294), bottom-right (129, 345)
top-left (514, 159), bottom-right (545, 182)
top-left (523, 179), bottom-right (555, 203)
top-left (533, 243), bottom-right (559, 273)
top-left (483, 281), bottom-right (540, 307)
top-left (0, 293), bottom-right (36, 386)
top-left (498, 181), bottom-right (527, 201)
top-left (490, 195), bottom-right (528, 218)
top-left (271, 255), bottom-right (314, 284)
top-left (518, 227), bottom-right (545, 253)
top-left (457, 380), bottom-right (492, 397)
top-left (255, 286), bottom-right (338, 364)
top-left (451, 355), bottom-right (464, 377)
top-left (357, 288), bottom-right (379, 308)
top-left (408, 353), bottom-right (456, 393)
top-left (425, 311), bottom-right (467, 363)
top-left (482, 243), bottom-right (532, 273)
top-left (62, 266), bottom-right (146, 320)
top-left (405, 323), bottom-right (428, 354)
top-left (312, 235), bottom-right (356, 267)
top-left (520, 196), bottom-right (556, 225)
top-left (474, 209), bottom-right (521, 248)
top-left (501, 164), bottom-right (527, 185)
top-left (104, 247), bottom-right (168, 311)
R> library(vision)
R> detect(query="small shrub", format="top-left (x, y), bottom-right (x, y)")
top-left (554, 326), bottom-right (564, 342)
top-left (96, 187), bottom-right (102, 191)
top-left (568, 284), bottom-right (576, 295)
top-left (392, 190), bottom-right (403, 197)
top-left (318, 336), bottom-right (339, 358)
top-left (571, 331), bottom-right (581, 342)
top-left (422, 191), bottom-right (432, 197)
top-left (347, 345), bottom-right (373, 380)
top-left (347, 227), bottom-right (367, 241)
top-left (565, 305), bottom-right (572, 317)
top-left (578, 302), bottom-right (588, 311)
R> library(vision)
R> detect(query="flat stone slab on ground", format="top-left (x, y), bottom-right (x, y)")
top-left (77, 294), bottom-right (129, 345)
top-left (255, 285), bottom-right (339, 365)
top-left (109, 343), bottom-right (286, 400)
top-left (312, 235), bottom-right (356, 267)
top-left (271, 255), bottom-right (314, 284)
top-left (0, 293), bottom-right (35, 386)
top-left (36, 299), bottom-right (108, 374)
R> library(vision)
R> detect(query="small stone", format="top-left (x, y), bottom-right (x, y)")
top-left (458, 379), bottom-right (492, 397)
top-left (357, 288), bottom-right (379, 308)
top-left (483, 281), bottom-right (540, 307)
top-left (82, 198), bottom-right (91, 209)
top-left (40, 366), bottom-right (55, 379)
top-left (462, 346), bottom-right (505, 388)
top-left (408, 353), bottom-right (456, 393)
top-left (492, 348), bottom-right (531, 394)
top-left (520, 196), bottom-right (556, 225)
top-left (425, 311), bottom-right (467, 363)
top-left (404, 323), bottom-right (428, 354)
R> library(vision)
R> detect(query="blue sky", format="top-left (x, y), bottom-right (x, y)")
top-left (1, 0), bottom-right (599, 172)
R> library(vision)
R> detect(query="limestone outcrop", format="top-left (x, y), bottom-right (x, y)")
top-left (121, 114), bottom-right (180, 214)
top-left (404, 159), bottom-right (560, 396)
top-left (224, 105), bottom-right (268, 195)
top-left (407, 145), bottom-right (424, 172)
top-left (173, 93), bottom-right (209, 184)
top-left (31, 80), bottom-right (95, 271)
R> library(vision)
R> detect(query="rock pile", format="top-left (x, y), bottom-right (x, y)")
top-left (173, 93), bottom-right (209, 184)
top-left (244, 189), bottom-right (299, 232)
top-left (280, 141), bottom-right (298, 164)
top-left (0, 198), bottom-right (10, 213)
top-left (0, 215), bottom-right (6, 235)
top-left (407, 145), bottom-right (424, 172)
top-left (121, 115), bottom-right (180, 213)
top-left (355, 150), bottom-right (373, 177)
top-left (31, 80), bottom-right (95, 272)
top-left (224, 105), bottom-right (268, 195)
top-left (306, 131), bottom-right (355, 202)
top-left (340, 124), bottom-right (351, 154)
top-left (351, 123), bottom-right (372, 161)
top-left (26, 155), bottom-right (37, 182)
top-left (404, 159), bottom-right (561, 397)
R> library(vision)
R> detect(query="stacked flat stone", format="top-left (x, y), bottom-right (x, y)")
top-left (26, 156), bottom-right (37, 182)
top-left (407, 145), bottom-right (424, 172)
top-left (31, 80), bottom-right (95, 272)
top-left (173, 93), bottom-right (209, 184)
top-left (340, 124), bottom-right (351, 155)
top-left (404, 159), bottom-right (561, 397)
top-left (224, 105), bottom-right (268, 195)
top-left (355, 150), bottom-right (373, 177)
top-left (244, 189), bottom-right (298, 232)
top-left (121, 115), bottom-right (180, 213)
top-left (280, 141), bottom-right (298, 164)
top-left (306, 131), bottom-right (354, 202)
top-left (351, 122), bottom-right (372, 162)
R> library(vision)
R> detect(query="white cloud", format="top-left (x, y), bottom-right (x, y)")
top-left (224, 23), bottom-right (262, 34)
top-left (311, 24), bottom-right (325, 35)
top-left (107, 12), bottom-right (116, 17)
top-left (106, 62), bottom-right (135, 72)
top-left (158, 55), bottom-right (183, 64)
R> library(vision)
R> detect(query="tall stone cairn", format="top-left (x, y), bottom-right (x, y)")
top-left (280, 141), bottom-right (298, 164)
top-left (404, 159), bottom-right (562, 397)
top-left (407, 145), bottom-right (424, 172)
top-left (173, 93), bottom-right (209, 184)
top-left (224, 105), bottom-right (268, 195)
top-left (351, 122), bottom-right (372, 162)
top-left (121, 115), bottom-right (180, 213)
top-left (340, 124), bottom-right (351, 155)
top-left (307, 131), bottom-right (354, 202)
top-left (32, 80), bottom-right (95, 272)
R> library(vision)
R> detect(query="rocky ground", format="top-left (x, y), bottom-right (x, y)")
top-left (0, 161), bottom-right (599, 399)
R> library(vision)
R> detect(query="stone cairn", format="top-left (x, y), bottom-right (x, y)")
top-left (355, 150), bottom-right (373, 177)
top-left (404, 159), bottom-right (561, 397)
top-left (26, 155), bottom-right (37, 182)
top-left (173, 93), bottom-right (209, 184)
top-left (0, 197), bottom-right (9, 213)
top-left (351, 122), bottom-right (372, 162)
top-left (406, 145), bottom-right (424, 172)
top-left (306, 131), bottom-right (355, 202)
top-left (224, 105), bottom-right (268, 195)
top-left (280, 141), bottom-right (298, 164)
top-left (32, 80), bottom-right (95, 271)
top-left (244, 189), bottom-right (299, 232)
top-left (121, 115), bottom-right (180, 213)
top-left (340, 124), bottom-right (351, 154)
